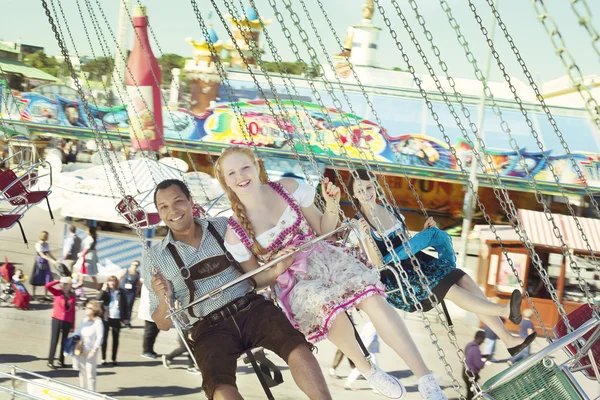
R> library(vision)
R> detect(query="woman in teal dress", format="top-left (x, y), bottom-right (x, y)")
top-left (348, 170), bottom-right (536, 358)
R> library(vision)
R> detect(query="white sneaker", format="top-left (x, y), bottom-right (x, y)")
top-left (417, 373), bottom-right (447, 400)
top-left (329, 368), bottom-right (341, 379)
top-left (362, 364), bottom-right (406, 399)
top-left (161, 355), bottom-right (171, 369)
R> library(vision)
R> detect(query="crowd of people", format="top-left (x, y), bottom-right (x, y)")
top-left (2, 145), bottom-right (540, 399)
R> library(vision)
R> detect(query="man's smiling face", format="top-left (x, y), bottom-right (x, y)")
top-left (155, 184), bottom-right (194, 232)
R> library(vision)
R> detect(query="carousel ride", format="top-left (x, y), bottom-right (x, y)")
top-left (0, 0), bottom-right (599, 399)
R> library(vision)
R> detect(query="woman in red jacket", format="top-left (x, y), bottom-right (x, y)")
top-left (45, 276), bottom-right (76, 369)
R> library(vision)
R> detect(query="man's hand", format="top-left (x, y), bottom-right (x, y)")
top-left (101, 282), bottom-right (108, 291)
top-left (150, 268), bottom-right (172, 300)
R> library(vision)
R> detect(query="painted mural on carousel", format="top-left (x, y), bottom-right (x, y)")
top-left (1, 85), bottom-right (598, 188)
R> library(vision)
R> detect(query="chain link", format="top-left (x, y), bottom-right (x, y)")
top-left (310, 0), bottom-right (430, 220)
top-left (267, 0), bottom-right (466, 395)
top-left (401, 0), bottom-right (589, 336)
top-left (470, 0), bottom-right (598, 322)
top-left (212, 0), bottom-right (328, 212)
top-left (532, 1), bottom-right (600, 134)
top-left (571, 0), bottom-right (600, 62)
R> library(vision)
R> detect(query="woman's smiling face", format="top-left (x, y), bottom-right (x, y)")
top-left (221, 152), bottom-right (261, 196)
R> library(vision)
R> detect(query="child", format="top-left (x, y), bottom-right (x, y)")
top-left (71, 272), bottom-right (87, 301)
top-left (463, 330), bottom-right (486, 400)
top-left (12, 269), bottom-right (31, 310)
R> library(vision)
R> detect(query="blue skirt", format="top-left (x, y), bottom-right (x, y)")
top-left (380, 228), bottom-right (465, 312)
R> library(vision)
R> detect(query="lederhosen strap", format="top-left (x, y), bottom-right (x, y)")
top-left (165, 221), bottom-right (257, 289)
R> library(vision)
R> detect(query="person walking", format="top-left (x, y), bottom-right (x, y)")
top-left (73, 301), bottom-right (103, 391)
top-left (46, 277), bottom-right (76, 369)
top-left (117, 260), bottom-right (141, 328)
top-left (463, 330), bottom-right (486, 400)
top-left (31, 231), bottom-right (58, 302)
top-left (97, 276), bottom-right (128, 366)
top-left (138, 282), bottom-right (160, 359)
top-left (78, 227), bottom-right (99, 290)
top-left (62, 225), bottom-right (81, 274)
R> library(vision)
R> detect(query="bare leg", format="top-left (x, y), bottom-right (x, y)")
top-left (327, 313), bottom-right (371, 373)
top-left (445, 284), bottom-right (509, 317)
top-left (213, 384), bottom-right (243, 400)
top-left (455, 275), bottom-right (524, 348)
top-left (287, 345), bottom-right (333, 400)
top-left (357, 294), bottom-right (430, 378)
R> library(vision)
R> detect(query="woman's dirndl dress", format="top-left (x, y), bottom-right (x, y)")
top-left (30, 241), bottom-right (54, 286)
top-left (225, 181), bottom-right (385, 343)
top-left (363, 208), bottom-right (465, 312)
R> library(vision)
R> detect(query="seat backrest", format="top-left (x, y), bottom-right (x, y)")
top-left (192, 203), bottom-right (205, 218)
top-left (116, 196), bottom-right (148, 225)
top-left (0, 169), bottom-right (28, 198)
top-left (555, 304), bottom-right (600, 379)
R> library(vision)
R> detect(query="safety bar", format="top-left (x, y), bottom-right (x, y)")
top-left (165, 222), bottom-right (351, 321)
top-left (0, 364), bottom-right (117, 400)
top-left (482, 317), bottom-right (600, 393)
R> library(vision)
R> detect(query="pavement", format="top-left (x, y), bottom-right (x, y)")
top-left (1, 207), bottom-right (599, 399)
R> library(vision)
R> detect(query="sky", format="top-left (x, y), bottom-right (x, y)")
top-left (1, 0), bottom-right (599, 86)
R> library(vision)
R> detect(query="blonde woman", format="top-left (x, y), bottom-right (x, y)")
top-left (216, 146), bottom-right (446, 400)
top-left (73, 301), bottom-right (104, 391)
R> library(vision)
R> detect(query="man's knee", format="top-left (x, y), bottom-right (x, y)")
top-left (212, 384), bottom-right (241, 400)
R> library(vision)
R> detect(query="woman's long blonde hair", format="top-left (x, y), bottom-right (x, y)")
top-left (214, 146), bottom-right (269, 256)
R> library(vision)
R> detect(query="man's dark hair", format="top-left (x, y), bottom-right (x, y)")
top-left (69, 225), bottom-right (77, 234)
top-left (475, 330), bottom-right (486, 341)
top-left (154, 179), bottom-right (191, 207)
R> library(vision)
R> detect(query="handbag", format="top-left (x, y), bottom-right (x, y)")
top-left (63, 335), bottom-right (81, 356)
top-left (73, 338), bottom-right (83, 356)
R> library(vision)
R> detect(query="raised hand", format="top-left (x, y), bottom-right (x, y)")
top-left (321, 177), bottom-right (341, 210)
top-left (150, 268), bottom-right (173, 299)
top-left (423, 217), bottom-right (436, 230)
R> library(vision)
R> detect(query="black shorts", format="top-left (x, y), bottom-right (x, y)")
top-left (190, 293), bottom-right (308, 399)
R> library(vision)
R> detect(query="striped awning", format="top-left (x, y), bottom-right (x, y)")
top-left (518, 209), bottom-right (600, 252)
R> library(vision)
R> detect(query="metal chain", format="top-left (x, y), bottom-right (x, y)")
top-left (470, 0), bottom-right (597, 322)
top-left (405, 0), bottom-right (567, 358)
top-left (94, 0), bottom-right (212, 202)
top-left (571, 0), bottom-right (600, 62)
top-left (40, 0), bottom-right (197, 325)
top-left (376, 0), bottom-right (563, 347)
top-left (117, 0), bottom-right (211, 180)
top-left (40, 0), bottom-right (154, 252)
top-left (532, 0), bottom-right (600, 140)
top-left (269, 0), bottom-right (465, 395)
top-left (210, 0), bottom-right (327, 211)
top-left (312, 0), bottom-right (430, 219)
top-left (188, 0), bottom-right (272, 186)
top-left (400, 0), bottom-right (589, 334)
top-left (295, 0), bottom-right (410, 223)
top-left (481, 0), bottom-right (600, 222)
top-left (58, 0), bottom-right (147, 194)
top-left (438, 0), bottom-right (570, 338)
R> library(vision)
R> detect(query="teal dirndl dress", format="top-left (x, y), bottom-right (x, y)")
top-left (369, 216), bottom-right (465, 312)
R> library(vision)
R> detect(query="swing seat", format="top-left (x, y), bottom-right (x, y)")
top-left (192, 203), bottom-right (205, 219)
top-left (481, 358), bottom-right (586, 400)
top-left (0, 213), bottom-right (27, 244)
top-left (116, 195), bottom-right (161, 229)
top-left (0, 168), bottom-right (53, 220)
top-left (554, 304), bottom-right (600, 381)
top-left (480, 316), bottom-right (600, 399)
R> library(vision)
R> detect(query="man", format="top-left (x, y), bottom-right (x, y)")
top-left (508, 309), bottom-right (535, 365)
top-left (463, 330), bottom-right (486, 400)
top-left (142, 179), bottom-right (332, 400)
top-left (138, 282), bottom-right (160, 359)
top-left (62, 225), bottom-right (81, 274)
top-left (116, 260), bottom-right (141, 329)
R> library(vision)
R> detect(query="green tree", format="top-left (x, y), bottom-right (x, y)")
top-left (262, 61), bottom-right (322, 77)
top-left (82, 57), bottom-right (114, 81)
top-left (23, 51), bottom-right (60, 77)
top-left (158, 53), bottom-right (187, 85)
